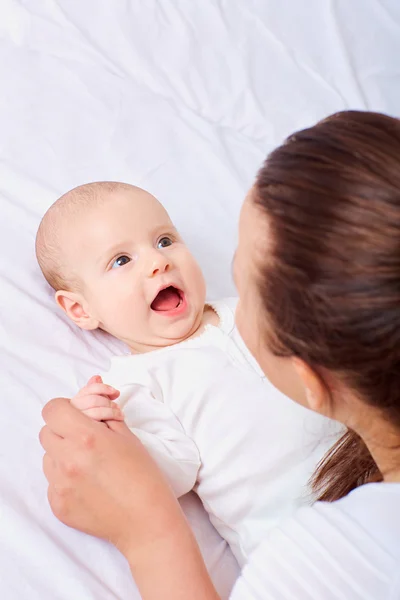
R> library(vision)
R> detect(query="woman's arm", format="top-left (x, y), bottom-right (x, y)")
top-left (40, 398), bottom-right (219, 600)
top-left (126, 512), bottom-right (220, 600)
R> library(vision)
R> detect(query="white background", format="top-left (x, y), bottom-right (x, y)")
top-left (0, 1), bottom-right (399, 598)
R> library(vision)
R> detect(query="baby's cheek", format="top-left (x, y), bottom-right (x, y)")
top-left (192, 270), bottom-right (207, 301)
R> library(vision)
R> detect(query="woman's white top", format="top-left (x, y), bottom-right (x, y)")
top-left (231, 482), bottom-right (400, 599)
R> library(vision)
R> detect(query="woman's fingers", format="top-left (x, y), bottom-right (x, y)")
top-left (42, 451), bottom-right (57, 483)
top-left (82, 405), bottom-right (125, 422)
top-left (42, 397), bottom-right (99, 439)
top-left (39, 423), bottom-right (63, 453)
top-left (106, 419), bottom-right (135, 437)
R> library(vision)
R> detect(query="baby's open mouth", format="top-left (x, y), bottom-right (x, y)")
top-left (151, 286), bottom-right (183, 312)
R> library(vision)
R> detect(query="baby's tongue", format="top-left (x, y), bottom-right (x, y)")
top-left (151, 287), bottom-right (180, 311)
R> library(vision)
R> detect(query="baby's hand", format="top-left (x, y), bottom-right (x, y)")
top-left (71, 375), bottom-right (124, 422)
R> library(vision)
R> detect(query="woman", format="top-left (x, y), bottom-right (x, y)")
top-left (40, 111), bottom-right (400, 599)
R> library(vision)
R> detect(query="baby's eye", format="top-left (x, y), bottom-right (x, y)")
top-left (157, 236), bottom-right (173, 249)
top-left (111, 255), bottom-right (131, 269)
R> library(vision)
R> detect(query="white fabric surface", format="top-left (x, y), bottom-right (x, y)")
top-left (0, 1), bottom-right (399, 598)
top-left (231, 483), bottom-right (400, 599)
top-left (105, 298), bottom-right (337, 566)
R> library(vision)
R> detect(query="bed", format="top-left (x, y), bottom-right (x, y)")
top-left (0, 1), bottom-right (399, 598)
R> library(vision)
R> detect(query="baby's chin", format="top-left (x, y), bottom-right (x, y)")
top-left (125, 312), bottom-right (205, 354)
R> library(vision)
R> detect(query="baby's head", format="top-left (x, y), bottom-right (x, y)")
top-left (36, 182), bottom-right (206, 352)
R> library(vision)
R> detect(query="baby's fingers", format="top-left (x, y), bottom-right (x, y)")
top-left (87, 375), bottom-right (102, 385)
top-left (82, 405), bottom-right (125, 422)
top-left (76, 383), bottom-right (120, 401)
top-left (71, 394), bottom-right (116, 411)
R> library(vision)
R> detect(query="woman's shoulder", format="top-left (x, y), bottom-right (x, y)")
top-left (231, 482), bottom-right (400, 599)
top-left (309, 483), bottom-right (400, 564)
top-left (333, 481), bottom-right (400, 531)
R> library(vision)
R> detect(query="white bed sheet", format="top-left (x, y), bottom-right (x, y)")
top-left (0, 1), bottom-right (399, 598)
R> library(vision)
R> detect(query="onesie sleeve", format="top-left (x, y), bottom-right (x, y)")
top-left (115, 382), bottom-right (201, 498)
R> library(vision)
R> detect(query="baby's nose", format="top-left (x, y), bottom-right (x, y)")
top-left (149, 253), bottom-right (170, 277)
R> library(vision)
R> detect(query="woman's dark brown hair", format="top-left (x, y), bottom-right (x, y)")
top-left (254, 110), bottom-right (400, 501)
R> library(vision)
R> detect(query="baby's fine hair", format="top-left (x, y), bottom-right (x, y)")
top-left (35, 181), bottom-right (134, 291)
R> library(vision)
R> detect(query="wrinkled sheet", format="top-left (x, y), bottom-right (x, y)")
top-left (0, 1), bottom-right (399, 598)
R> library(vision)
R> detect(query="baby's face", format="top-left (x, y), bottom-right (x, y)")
top-left (62, 188), bottom-right (206, 352)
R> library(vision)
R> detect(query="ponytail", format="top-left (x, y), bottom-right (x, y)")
top-left (310, 429), bottom-right (382, 502)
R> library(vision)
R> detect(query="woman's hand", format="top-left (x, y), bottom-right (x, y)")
top-left (40, 397), bottom-right (179, 556)
top-left (39, 398), bottom-right (220, 599)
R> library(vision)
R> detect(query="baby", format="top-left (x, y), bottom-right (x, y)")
top-left (36, 181), bottom-right (332, 566)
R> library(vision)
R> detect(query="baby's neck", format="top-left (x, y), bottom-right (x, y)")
top-left (127, 304), bottom-right (220, 355)
top-left (196, 303), bottom-right (220, 331)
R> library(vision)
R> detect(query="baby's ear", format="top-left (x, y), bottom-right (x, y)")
top-left (55, 290), bottom-right (99, 331)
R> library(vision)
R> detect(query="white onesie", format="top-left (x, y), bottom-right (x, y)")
top-left (104, 298), bottom-right (336, 566)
